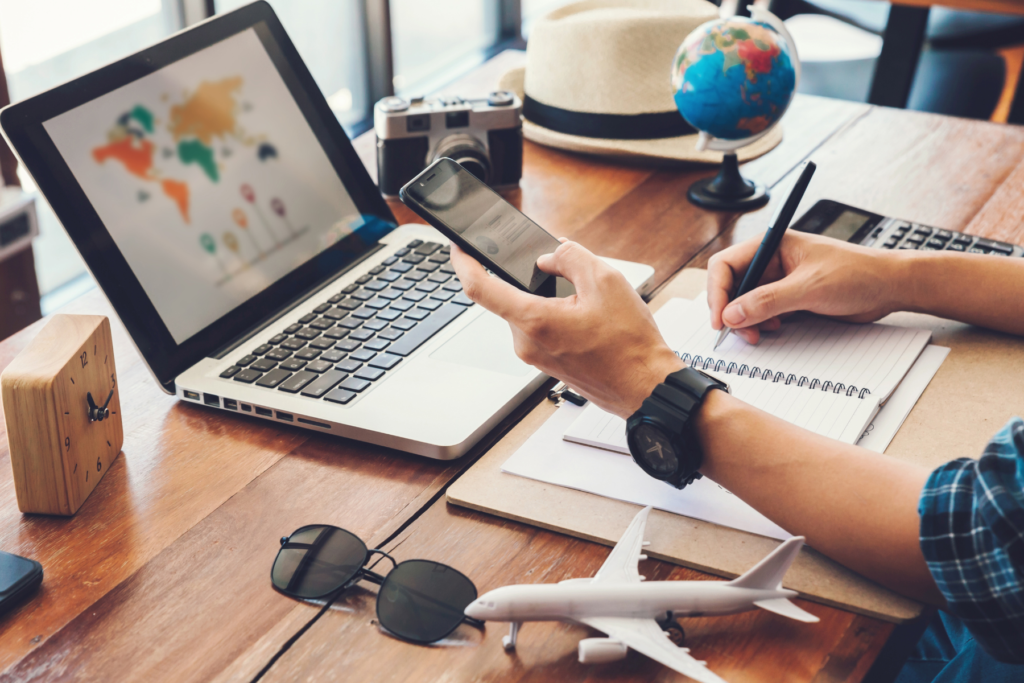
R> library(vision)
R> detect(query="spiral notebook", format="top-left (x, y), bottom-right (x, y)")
top-left (564, 293), bottom-right (933, 450)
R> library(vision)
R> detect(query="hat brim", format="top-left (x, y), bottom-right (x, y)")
top-left (500, 67), bottom-right (782, 164)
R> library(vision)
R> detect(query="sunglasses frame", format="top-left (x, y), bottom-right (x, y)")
top-left (271, 524), bottom-right (483, 644)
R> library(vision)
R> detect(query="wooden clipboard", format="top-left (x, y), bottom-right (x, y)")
top-left (447, 268), bottom-right (1024, 623)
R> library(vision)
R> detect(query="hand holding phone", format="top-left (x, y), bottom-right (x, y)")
top-left (399, 158), bottom-right (566, 297)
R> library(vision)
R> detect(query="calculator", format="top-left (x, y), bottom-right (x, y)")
top-left (792, 199), bottom-right (1024, 257)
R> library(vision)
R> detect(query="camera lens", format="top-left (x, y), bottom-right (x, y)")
top-left (433, 134), bottom-right (490, 184)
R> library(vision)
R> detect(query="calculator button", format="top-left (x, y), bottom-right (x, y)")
top-left (912, 225), bottom-right (933, 236)
top-left (899, 244), bottom-right (919, 250)
top-left (883, 237), bottom-right (898, 248)
top-left (934, 229), bottom-right (953, 240)
top-left (975, 238), bottom-right (1014, 255)
top-left (946, 242), bottom-right (966, 252)
top-left (953, 235), bottom-right (973, 246)
top-left (926, 239), bottom-right (946, 249)
top-left (905, 236), bottom-right (925, 246)
top-left (968, 246), bottom-right (989, 254)
top-left (919, 246), bottom-right (939, 252)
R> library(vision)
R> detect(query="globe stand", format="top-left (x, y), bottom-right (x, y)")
top-left (687, 153), bottom-right (768, 211)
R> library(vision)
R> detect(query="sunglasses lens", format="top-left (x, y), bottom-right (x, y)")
top-left (272, 526), bottom-right (367, 599)
top-left (376, 560), bottom-right (477, 643)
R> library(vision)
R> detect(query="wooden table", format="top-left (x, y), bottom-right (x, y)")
top-left (3, 51), bottom-right (1024, 682)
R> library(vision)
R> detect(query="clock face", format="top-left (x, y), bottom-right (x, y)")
top-left (56, 335), bottom-right (122, 504)
top-left (631, 423), bottom-right (679, 476)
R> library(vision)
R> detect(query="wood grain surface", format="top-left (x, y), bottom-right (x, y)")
top-left (1, 315), bottom-right (122, 515)
top-left (2, 50), bottom-right (1023, 682)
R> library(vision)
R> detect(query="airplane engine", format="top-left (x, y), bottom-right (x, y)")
top-left (578, 638), bottom-right (628, 664)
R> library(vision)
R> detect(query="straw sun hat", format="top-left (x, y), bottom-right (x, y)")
top-left (499, 0), bottom-right (783, 164)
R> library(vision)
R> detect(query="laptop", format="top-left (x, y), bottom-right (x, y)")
top-left (0, 2), bottom-right (654, 459)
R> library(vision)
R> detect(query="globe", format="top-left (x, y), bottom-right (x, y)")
top-left (671, 16), bottom-right (797, 142)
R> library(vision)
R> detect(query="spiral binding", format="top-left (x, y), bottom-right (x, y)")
top-left (678, 352), bottom-right (872, 399)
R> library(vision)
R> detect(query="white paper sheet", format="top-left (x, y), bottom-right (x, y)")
top-left (501, 401), bottom-right (794, 541)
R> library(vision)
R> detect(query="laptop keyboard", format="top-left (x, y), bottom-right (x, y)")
top-left (217, 240), bottom-right (474, 406)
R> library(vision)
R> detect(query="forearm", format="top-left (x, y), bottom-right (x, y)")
top-left (897, 252), bottom-right (1024, 335)
top-left (693, 389), bottom-right (943, 605)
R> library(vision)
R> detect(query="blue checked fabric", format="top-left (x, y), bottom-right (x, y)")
top-left (919, 417), bottom-right (1024, 664)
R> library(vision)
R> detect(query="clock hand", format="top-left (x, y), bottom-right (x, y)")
top-left (100, 389), bottom-right (114, 411)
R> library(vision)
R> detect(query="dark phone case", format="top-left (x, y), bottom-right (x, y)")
top-left (0, 551), bottom-right (43, 616)
top-left (399, 163), bottom-right (558, 297)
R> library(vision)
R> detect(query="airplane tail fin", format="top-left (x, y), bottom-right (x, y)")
top-left (729, 536), bottom-right (819, 623)
top-left (728, 536), bottom-right (805, 591)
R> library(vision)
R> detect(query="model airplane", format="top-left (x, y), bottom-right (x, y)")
top-left (465, 506), bottom-right (819, 683)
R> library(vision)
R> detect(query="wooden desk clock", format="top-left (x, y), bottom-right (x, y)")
top-left (1, 314), bottom-right (123, 515)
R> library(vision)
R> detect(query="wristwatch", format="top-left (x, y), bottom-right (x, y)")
top-left (626, 366), bottom-right (729, 489)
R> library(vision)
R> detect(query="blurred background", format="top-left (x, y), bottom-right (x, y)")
top-left (2, 0), bottom-right (1023, 340)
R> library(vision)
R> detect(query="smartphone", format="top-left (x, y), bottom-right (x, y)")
top-left (0, 550), bottom-right (42, 616)
top-left (399, 158), bottom-right (567, 297)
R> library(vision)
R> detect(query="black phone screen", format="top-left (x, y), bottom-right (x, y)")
top-left (404, 160), bottom-right (560, 292)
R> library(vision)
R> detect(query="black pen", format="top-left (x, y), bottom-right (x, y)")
top-left (713, 161), bottom-right (817, 351)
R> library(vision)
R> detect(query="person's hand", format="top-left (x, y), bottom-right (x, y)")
top-left (707, 231), bottom-right (905, 344)
top-left (450, 240), bottom-right (683, 419)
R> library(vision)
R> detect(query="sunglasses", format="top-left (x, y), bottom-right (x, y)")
top-left (271, 524), bottom-right (482, 644)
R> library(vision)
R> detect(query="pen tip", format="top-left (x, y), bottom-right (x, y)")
top-left (713, 328), bottom-right (729, 352)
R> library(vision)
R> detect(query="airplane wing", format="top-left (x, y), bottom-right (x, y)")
top-left (579, 616), bottom-right (728, 683)
top-left (592, 506), bottom-right (651, 584)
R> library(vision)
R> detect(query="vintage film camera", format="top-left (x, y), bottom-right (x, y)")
top-left (375, 92), bottom-right (523, 197)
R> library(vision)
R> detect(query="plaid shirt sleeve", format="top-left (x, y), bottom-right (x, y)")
top-left (918, 417), bottom-right (1024, 664)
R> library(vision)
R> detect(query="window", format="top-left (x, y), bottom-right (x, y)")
top-left (214, 0), bottom-right (370, 130)
top-left (0, 0), bottom-right (181, 301)
top-left (390, 0), bottom-right (501, 96)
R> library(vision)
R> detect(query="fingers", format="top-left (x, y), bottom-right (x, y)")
top-left (449, 243), bottom-right (540, 320)
top-left (722, 278), bottom-right (803, 330)
top-left (536, 241), bottom-right (598, 281)
top-left (707, 238), bottom-right (766, 330)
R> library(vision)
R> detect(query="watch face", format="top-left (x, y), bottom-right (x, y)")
top-left (631, 423), bottom-right (679, 476)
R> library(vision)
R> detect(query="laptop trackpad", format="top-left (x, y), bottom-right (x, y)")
top-left (430, 312), bottom-right (533, 376)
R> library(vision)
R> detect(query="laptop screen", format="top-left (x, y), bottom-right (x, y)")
top-left (43, 28), bottom-right (367, 345)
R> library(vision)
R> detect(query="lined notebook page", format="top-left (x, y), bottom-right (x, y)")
top-left (566, 377), bottom-right (879, 453)
top-left (563, 295), bottom-right (930, 452)
top-left (673, 293), bottom-right (932, 401)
